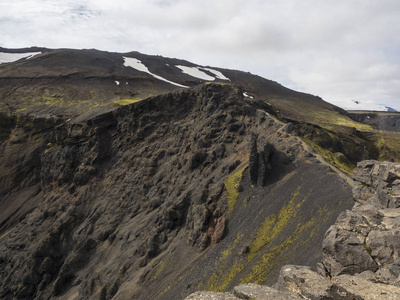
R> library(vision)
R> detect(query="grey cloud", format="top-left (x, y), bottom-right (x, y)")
top-left (0, 0), bottom-right (399, 110)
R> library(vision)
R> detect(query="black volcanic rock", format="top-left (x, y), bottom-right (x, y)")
top-left (0, 83), bottom-right (356, 299)
top-left (2, 47), bottom-right (400, 300)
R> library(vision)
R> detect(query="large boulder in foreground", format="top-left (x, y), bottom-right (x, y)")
top-left (323, 160), bottom-right (400, 279)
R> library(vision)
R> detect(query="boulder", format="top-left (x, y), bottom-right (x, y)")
top-left (332, 275), bottom-right (400, 300)
top-left (184, 291), bottom-right (240, 300)
top-left (323, 161), bottom-right (400, 278)
top-left (234, 283), bottom-right (301, 300)
top-left (276, 265), bottom-right (331, 299)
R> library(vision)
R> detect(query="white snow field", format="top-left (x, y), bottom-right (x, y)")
top-left (201, 67), bottom-right (230, 81)
top-left (176, 65), bottom-right (215, 81)
top-left (243, 92), bottom-right (254, 99)
top-left (0, 52), bottom-right (41, 64)
top-left (123, 57), bottom-right (187, 88)
top-left (176, 65), bottom-right (230, 81)
top-left (338, 99), bottom-right (394, 111)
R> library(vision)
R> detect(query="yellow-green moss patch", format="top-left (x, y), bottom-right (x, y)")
top-left (248, 186), bottom-right (303, 260)
top-left (224, 165), bottom-right (248, 211)
top-left (152, 259), bottom-right (168, 281)
top-left (113, 98), bottom-right (143, 106)
top-left (205, 186), bottom-right (306, 291)
top-left (0, 230), bottom-right (10, 241)
top-left (302, 137), bottom-right (354, 176)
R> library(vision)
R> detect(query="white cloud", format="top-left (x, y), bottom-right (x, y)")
top-left (0, 0), bottom-right (399, 110)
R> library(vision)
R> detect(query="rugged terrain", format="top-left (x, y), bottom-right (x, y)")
top-left (187, 160), bottom-right (400, 299)
top-left (0, 47), bottom-right (400, 299)
top-left (349, 111), bottom-right (400, 132)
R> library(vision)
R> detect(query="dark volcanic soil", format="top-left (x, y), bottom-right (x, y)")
top-left (0, 83), bottom-right (354, 300)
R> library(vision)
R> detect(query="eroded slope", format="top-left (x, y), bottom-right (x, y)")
top-left (0, 84), bottom-right (354, 300)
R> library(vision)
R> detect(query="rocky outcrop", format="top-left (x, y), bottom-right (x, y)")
top-left (186, 160), bottom-right (400, 300)
top-left (187, 264), bottom-right (400, 299)
top-left (322, 160), bottom-right (400, 280)
top-left (249, 134), bottom-right (273, 186)
top-left (0, 83), bottom-right (358, 300)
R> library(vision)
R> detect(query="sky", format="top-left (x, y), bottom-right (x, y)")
top-left (1, 0), bottom-right (399, 111)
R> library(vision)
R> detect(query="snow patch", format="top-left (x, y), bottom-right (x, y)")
top-left (202, 68), bottom-right (230, 81)
top-left (339, 100), bottom-right (392, 111)
top-left (176, 65), bottom-right (215, 81)
top-left (115, 81), bottom-right (120, 85)
top-left (176, 65), bottom-right (230, 81)
top-left (327, 98), bottom-right (398, 112)
top-left (0, 52), bottom-right (41, 64)
top-left (123, 57), bottom-right (187, 88)
top-left (243, 92), bottom-right (254, 99)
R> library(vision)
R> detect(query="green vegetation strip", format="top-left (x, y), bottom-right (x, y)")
top-left (302, 137), bottom-right (354, 176)
top-left (0, 230), bottom-right (11, 241)
top-left (205, 186), bottom-right (312, 292)
top-left (113, 98), bottom-right (143, 106)
top-left (224, 165), bottom-right (248, 212)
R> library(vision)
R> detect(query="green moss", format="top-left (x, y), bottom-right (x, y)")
top-left (152, 259), bottom-right (168, 281)
top-left (247, 215), bottom-right (276, 258)
top-left (365, 244), bottom-right (372, 256)
top-left (312, 111), bottom-right (373, 132)
top-left (42, 96), bottom-right (64, 104)
top-left (219, 249), bottom-right (232, 262)
top-left (119, 266), bottom-right (127, 277)
top-left (248, 186), bottom-right (303, 260)
top-left (388, 189), bottom-right (396, 196)
top-left (113, 98), bottom-right (143, 106)
top-left (0, 230), bottom-right (10, 241)
top-left (241, 217), bottom-right (316, 284)
top-left (205, 186), bottom-right (306, 291)
top-left (224, 165), bottom-right (248, 212)
top-left (373, 131), bottom-right (400, 162)
top-left (205, 259), bottom-right (245, 292)
top-left (160, 284), bottom-right (172, 295)
top-left (241, 203), bottom-right (330, 284)
top-left (302, 136), bottom-right (354, 176)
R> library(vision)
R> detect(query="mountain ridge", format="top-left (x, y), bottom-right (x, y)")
top-left (0, 47), bottom-right (400, 299)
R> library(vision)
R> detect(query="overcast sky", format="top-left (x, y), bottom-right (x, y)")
top-left (1, 0), bottom-right (399, 110)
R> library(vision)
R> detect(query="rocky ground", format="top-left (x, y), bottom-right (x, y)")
top-left (186, 160), bottom-right (400, 299)
top-left (0, 83), bottom-right (355, 299)
top-left (1, 48), bottom-right (400, 300)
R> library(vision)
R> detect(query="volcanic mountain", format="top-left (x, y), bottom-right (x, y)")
top-left (0, 47), bottom-right (399, 300)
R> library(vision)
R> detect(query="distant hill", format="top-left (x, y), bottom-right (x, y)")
top-left (336, 99), bottom-right (398, 112)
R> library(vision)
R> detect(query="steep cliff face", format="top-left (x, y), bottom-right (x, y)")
top-left (187, 160), bottom-right (400, 300)
top-left (0, 84), bottom-right (354, 300)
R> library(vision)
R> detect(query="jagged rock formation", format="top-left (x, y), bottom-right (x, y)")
top-left (323, 160), bottom-right (400, 280)
top-left (186, 160), bottom-right (400, 300)
top-left (0, 83), bottom-right (356, 300)
top-left (249, 134), bottom-right (272, 186)
top-left (3, 47), bottom-right (400, 300)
